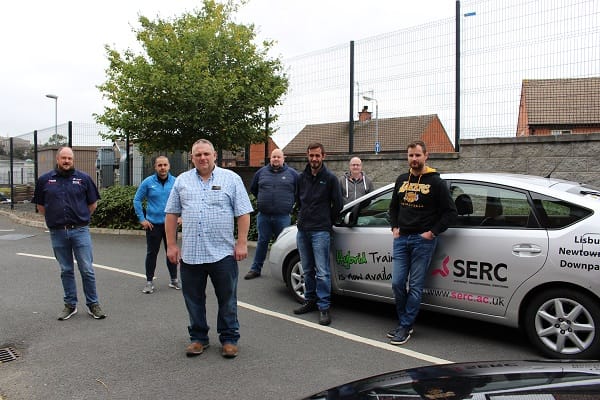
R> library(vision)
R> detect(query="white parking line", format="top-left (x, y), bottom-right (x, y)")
top-left (18, 252), bottom-right (452, 365)
top-left (18, 253), bottom-right (146, 278)
top-left (239, 301), bottom-right (452, 364)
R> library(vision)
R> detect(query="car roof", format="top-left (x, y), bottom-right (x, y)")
top-left (441, 172), bottom-right (581, 190)
top-left (442, 172), bottom-right (600, 206)
top-left (344, 172), bottom-right (600, 209)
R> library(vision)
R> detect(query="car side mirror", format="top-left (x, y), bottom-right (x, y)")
top-left (343, 204), bottom-right (361, 226)
top-left (343, 212), bottom-right (353, 225)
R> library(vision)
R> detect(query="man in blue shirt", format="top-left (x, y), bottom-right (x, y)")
top-left (33, 146), bottom-right (106, 321)
top-left (244, 148), bottom-right (298, 280)
top-left (133, 156), bottom-right (179, 294)
top-left (165, 139), bottom-right (253, 359)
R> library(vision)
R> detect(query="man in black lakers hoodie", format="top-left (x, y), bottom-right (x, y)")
top-left (387, 141), bottom-right (457, 345)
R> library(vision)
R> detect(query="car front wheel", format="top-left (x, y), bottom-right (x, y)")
top-left (284, 253), bottom-right (305, 303)
top-left (524, 288), bottom-right (600, 359)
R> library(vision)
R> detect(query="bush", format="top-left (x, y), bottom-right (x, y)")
top-left (91, 185), bottom-right (140, 230)
top-left (91, 185), bottom-right (261, 240)
top-left (248, 194), bottom-right (258, 241)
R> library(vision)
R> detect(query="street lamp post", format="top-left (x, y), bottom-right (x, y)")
top-left (363, 95), bottom-right (379, 154)
top-left (45, 94), bottom-right (58, 135)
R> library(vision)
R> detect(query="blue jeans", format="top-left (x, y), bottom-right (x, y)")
top-left (392, 234), bottom-right (438, 328)
top-left (180, 256), bottom-right (239, 345)
top-left (296, 230), bottom-right (332, 311)
top-left (251, 213), bottom-right (291, 273)
top-left (50, 226), bottom-right (99, 306)
top-left (145, 223), bottom-right (178, 281)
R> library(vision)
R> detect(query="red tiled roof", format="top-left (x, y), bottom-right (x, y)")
top-left (522, 77), bottom-right (600, 125)
top-left (283, 114), bottom-right (442, 155)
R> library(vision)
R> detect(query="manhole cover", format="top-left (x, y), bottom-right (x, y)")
top-left (0, 347), bottom-right (20, 364)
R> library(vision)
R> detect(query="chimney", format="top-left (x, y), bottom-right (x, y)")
top-left (358, 105), bottom-right (372, 122)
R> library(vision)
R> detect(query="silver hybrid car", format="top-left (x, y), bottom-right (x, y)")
top-left (268, 173), bottom-right (600, 359)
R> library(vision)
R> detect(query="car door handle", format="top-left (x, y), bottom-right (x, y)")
top-left (512, 244), bottom-right (542, 254)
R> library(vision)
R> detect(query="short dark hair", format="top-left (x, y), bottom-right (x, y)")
top-left (307, 142), bottom-right (325, 154)
top-left (153, 155), bottom-right (169, 165)
top-left (407, 140), bottom-right (427, 153)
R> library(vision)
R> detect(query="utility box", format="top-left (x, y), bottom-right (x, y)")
top-left (96, 148), bottom-right (115, 188)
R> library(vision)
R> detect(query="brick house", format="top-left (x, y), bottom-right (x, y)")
top-left (516, 77), bottom-right (600, 136)
top-left (219, 137), bottom-right (278, 167)
top-left (282, 109), bottom-right (454, 156)
top-left (247, 138), bottom-right (279, 166)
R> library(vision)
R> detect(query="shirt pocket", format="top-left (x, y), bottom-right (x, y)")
top-left (205, 190), bottom-right (228, 207)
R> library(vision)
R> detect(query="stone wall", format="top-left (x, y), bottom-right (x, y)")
top-left (282, 133), bottom-right (600, 189)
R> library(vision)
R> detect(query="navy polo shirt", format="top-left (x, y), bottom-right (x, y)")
top-left (33, 169), bottom-right (100, 229)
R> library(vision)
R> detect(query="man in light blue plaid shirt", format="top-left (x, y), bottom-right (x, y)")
top-left (165, 139), bottom-right (253, 359)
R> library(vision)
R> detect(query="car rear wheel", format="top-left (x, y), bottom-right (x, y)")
top-left (524, 289), bottom-right (600, 359)
top-left (284, 253), bottom-right (305, 303)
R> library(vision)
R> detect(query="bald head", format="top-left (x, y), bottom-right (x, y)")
top-left (56, 147), bottom-right (75, 172)
top-left (349, 156), bottom-right (363, 178)
top-left (270, 149), bottom-right (284, 169)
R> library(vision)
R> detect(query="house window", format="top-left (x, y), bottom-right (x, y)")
top-left (551, 130), bottom-right (571, 135)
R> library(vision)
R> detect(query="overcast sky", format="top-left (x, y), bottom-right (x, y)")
top-left (0, 0), bottom-right (456, 137)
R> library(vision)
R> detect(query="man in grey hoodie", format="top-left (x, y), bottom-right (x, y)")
top-left (339, 156), bottom-right (374, 204)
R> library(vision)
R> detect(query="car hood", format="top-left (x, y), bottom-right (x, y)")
top-left (303, 360), bottom-right (600, 399)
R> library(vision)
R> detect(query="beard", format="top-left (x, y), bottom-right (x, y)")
top-left (57, 164), bottom-right (74, 177)
top-left (410, 160), bottom-right (425, 172)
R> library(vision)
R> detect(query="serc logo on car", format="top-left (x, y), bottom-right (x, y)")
top-left (432, 256), bottom-right (508, 282)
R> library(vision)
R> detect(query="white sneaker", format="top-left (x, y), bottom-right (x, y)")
top-left (142, 282), bottom-right (155, 294)
top-left (168, 280), bottom-right (181, 290)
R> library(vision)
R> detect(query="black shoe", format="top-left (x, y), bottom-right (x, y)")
top-left (293, 301), bottom-right (318, 315)
top-left (244, 270), bottom-right (261, 280)
top-left (318, 309), bottom-right (331, 326)
top-left (386, 326), bottom-right (413, 339)
top-left (390, 327), bottom-right (411, 345)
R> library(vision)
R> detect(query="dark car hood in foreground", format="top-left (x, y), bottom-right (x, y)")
top-left (303, 360), bottom-right (600, 399)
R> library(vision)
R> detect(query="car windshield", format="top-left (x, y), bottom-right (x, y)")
top-left (327, 371), bottom-right (600, 399)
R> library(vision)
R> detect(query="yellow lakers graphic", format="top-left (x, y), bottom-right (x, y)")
top-left (399, 175), bottom-right (431, 204)
top-left (404, 191), bottom-right (419, 203)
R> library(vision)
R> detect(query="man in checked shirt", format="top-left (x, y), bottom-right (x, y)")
top-left (165, 139), bottom-right (253, 359)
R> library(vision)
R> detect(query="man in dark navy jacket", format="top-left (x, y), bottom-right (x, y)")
top-left (33, 146), bottom-right (106, 321)
top-left (293, 143), bottom-right (342, 325)
top-left (244, 149), bottom-right (298, 280)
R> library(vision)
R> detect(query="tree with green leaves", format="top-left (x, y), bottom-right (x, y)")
top-left (45, 133), bottom-right (67, 147)
top-left (95, 0), bottom-right (288, 154)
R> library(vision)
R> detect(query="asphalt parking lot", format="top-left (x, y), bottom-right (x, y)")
top-left (0, 211), bottom-right (537, 399)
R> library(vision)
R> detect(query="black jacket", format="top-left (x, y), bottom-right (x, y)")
top-left (389, 167), bottom-right (457, 236)
top-left (296, 163), bottom-right (343, 232)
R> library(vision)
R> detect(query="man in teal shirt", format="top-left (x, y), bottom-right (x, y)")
top-left (133, 156), bottom-right (179, 293)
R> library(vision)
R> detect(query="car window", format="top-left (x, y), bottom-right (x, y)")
top-left (530, 192), bottom-right (592, 229)
top-left (355, 190), bottom-right (393, 227)
top-left (450, 183), bottom-right (532, 228)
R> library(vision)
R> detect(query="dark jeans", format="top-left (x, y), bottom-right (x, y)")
top-left (392, 234), bottom-right (438, 328)
top-left (296, 230), bottom-right (332, 311)
top-left (250, 213), bottom-right (291, 273)
top-left (180, 256), bottom-right (240, 345)
top-left (145, 223), bottom-right (177, 281)
top-left (50, 226), bottom-right (99, 306)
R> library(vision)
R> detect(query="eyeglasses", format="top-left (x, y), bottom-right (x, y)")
top-left (351, 164), bottom-right (361, 166)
